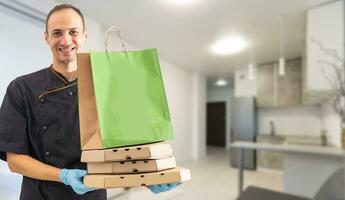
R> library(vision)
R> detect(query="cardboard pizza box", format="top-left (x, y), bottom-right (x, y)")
top-left (83, 166), bottom-right (191, 188)
top-left (81, 142), bottom-right (172, 162)
top-left (87, 156), bottom-right (176, 174)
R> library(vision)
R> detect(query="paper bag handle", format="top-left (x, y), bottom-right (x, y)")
top-left (104, 26), bottom-right (127, 52)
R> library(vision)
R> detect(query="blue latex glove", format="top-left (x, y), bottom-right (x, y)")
top-left (147, 183), bottom-right (179, 194)
top-left (59, 169), bottom-right (94, 195)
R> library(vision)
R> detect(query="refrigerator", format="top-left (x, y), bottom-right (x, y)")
top-left (230, 96), bottom-right (257, 170)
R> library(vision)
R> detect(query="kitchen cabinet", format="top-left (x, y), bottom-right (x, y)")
top-left (304, 0), bottom-right (344, 104)
top-left (277, 59), bottom-right (302, 106)
top-left (256, 58), bottom-right (302, 107)
top-left (256, 62), bottom-right (275, 107)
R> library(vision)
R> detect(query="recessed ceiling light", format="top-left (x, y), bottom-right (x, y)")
top-left (211, 37), bottom-right (248, 55)
top-left (215, 79), bottom-right (228, 86)
top-left (165, 0), bottom-right (195, 5)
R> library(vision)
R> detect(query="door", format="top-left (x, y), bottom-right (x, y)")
top-left (207, 102), bottom-right (226, 147)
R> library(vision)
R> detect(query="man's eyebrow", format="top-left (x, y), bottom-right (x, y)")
top-left (51, 29), bottom-right (62, 32)
top-left (50, 27), bottom-right (80, 32)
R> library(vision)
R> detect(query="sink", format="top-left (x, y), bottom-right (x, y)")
top-left (256, 134), bottom-right (285, 144)
top-left (284, 136), bottom-right (323, 146)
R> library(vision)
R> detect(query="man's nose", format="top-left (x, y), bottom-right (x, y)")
top-left (60, 33), bottom-right (72, 46)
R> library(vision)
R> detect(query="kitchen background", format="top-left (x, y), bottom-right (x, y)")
top-left (0, 0), bottom-right (344, 199)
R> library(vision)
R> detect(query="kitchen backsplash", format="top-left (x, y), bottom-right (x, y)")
top-left (257, 105), bottom-right (322, 136)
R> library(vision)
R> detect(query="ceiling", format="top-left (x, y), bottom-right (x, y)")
top-left (58, 0), bottom-right (330, 79)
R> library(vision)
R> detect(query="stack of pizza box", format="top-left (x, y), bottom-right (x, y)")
top-left (81, 142), bottom-right (191, 189)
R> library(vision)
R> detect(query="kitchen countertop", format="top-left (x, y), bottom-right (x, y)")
top-left (257, 134), bottom-right (328, 146)
top-left (232, 141), bottom-right (345, 198)
top-left (231, 141), bottom-right (345, 157)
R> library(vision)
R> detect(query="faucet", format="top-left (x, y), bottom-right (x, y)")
top-left (269, 120), bottom-right (275, 136)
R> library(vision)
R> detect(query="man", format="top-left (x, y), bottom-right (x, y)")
top-left (0, 4), bottom-right (176, 200)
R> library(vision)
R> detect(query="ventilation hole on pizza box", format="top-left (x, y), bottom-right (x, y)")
top-left (144, 161), bottom-right (148, 163)
top-left (160, 173), bottom-right (165, 176)
top-left (132, 169), bottom-right (138, 173)
top-left (140, 175), bottom-right (145, 178)
top-left (132, 161), bottom-right (136, 164)
top-left (120, 176), bottom-right (124, 179)
top-left (112, 149), bottom-right (118, 152)
top-left (141, 183), bottom-right (146, 186)
top-left (125, 148), bottom-right (130, 151)
top-left (136, 147), bottom-right (142, 150)
top-left (120, 161), bottom-right (125, 165)
top-left (125, 156), bottom-right (132, 160)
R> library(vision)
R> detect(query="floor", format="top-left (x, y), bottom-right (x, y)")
top-left (106, 146), bottom-right (283, 200)
top-left (0, 147), bottom-right (283, 200)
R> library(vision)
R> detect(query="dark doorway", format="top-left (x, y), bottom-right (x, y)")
top-left (207, 102), bottom-right (226, 147)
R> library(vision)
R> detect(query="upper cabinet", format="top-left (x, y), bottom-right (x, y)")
top-left (256, 62), bottom-right (275, 107)
top-left (304, 1), bottom-right (344, 104)
top-left (256, 58), bottom-right (302, 108)
top-left (277, 59), bottom-right (302, 107)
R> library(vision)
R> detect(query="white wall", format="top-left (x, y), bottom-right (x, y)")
top-left (192, 75), bottom-right (207, 159)
top-left (207, 86), bottom-right (234, 148)
top-left (159, 59), bottom-right (195, 162)
top-left (0, 7), bottom-right (50, 100)
top-left (306, 0), bottom-right (344, 92)
top-left (257, 106), bottom-right (322, 136)
top-left (234, 69), bottom-right (256, 97)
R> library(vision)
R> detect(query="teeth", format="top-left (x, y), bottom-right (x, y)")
top-left (58, 47), bottom-right (75, 52)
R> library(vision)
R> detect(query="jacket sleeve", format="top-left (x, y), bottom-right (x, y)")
top-left (0, 79), bottom-right (29, 161)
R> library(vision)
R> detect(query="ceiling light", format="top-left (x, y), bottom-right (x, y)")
top-left (211, 37), bottom-right (248, 55)
top-left (278, 15), bottom-right (286, 76)
top-left (279, 57), bottom-right (285, 76)
top-left (215, 79), bottom-right (228, 86)
top-left (166, 0), bottom-right (195, 5)
top-left (248, 63), bottom-right (255, 80)
top-left (248, 24), bottom-right (256, 80)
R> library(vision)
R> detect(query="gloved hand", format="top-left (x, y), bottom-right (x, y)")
top-left (59, 169), bottom-right (94, 195)
top-left (147, 182), bottom-right (179, 194)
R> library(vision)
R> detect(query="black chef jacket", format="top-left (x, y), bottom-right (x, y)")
top-left (0, 66), bottom-right (106, 200)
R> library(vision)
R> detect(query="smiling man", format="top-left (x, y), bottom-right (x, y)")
top-left (0, 4), bottom-right (106, 200)
top-left (0, 4), bottom-right (177, 200)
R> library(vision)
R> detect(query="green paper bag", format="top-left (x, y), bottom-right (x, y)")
top-left (77, 26), bottom-right (174, 150)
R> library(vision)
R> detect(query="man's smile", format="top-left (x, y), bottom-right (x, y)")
top-left (58, 46), bottom-right (76, 52)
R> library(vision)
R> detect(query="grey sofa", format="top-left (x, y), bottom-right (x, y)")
top-left (237, 167), bottom-right (344, 200)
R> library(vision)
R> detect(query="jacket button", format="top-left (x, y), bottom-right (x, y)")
top-left (39, 98), bottom-right (45, 103)
top-left (45, 151), bottom-right (50, 156)
top-left (67, 91), bottom-right (73, 96)
top-left (42, 126), bottom-right (48, 131)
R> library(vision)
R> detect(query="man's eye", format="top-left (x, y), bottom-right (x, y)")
top-left (70, 31), bottom-right (78, 36)
top-left (52, 32), bottom-right (61, 37)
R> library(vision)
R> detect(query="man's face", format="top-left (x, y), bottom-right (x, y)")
top-left (45, 8), bottom-right (87, 64)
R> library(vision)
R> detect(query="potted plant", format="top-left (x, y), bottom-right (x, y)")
top-left (313, 39), bottom-right (345, 149)
top-left (320, 129), bottom-right (328, 146)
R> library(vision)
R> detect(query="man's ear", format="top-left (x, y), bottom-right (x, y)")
top-left (44, 31), bottom-right (49, 44)
top-left (84, 30), bottom-right (88, 39)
